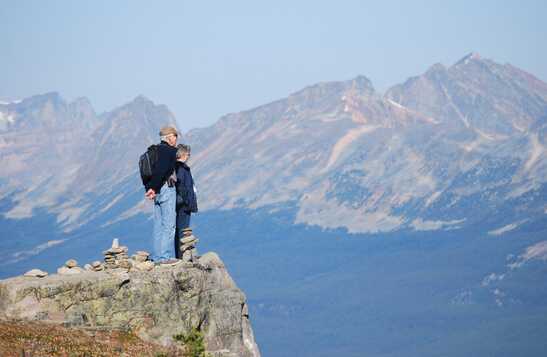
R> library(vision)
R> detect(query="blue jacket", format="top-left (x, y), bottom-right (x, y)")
top-left (175, 161), bottom-right (198, 213)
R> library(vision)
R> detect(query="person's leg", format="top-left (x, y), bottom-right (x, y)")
top-left (152, 184), bottom-right (176, 261)
top-left (174, 223), bottom-right (181, 259)
top-left (175, 210), bottom-right (191, 258)
top-left (182, 211), bottom-right (191, 230)
top-left (152, 189), bottom-right (163, 261)
top-left (161, 185), bottom-right (177, 260)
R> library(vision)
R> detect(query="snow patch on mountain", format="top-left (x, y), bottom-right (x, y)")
top-left (524, 133), bottom-right (544, 172)
top-left (0, 111), bottom-right (16, 129)
top-left (56, 204), bottom-right (91, 232)
top-left (520, 241), bottom-right (547, 262)
top-left (411, 218), bottom-right (466, 231)
top-left (3, 200), bottom-right (35, 219)
top-left (0, 99), bottom-right (21, 105)
top-left (507, 241), bottom-right (547, 269)
top-left (424, 191), bottom-right (442, 207)
top-left (102, 199), bottom-right (151, 227)
top-left (7, 239), bottom-right (66, 264)
top-left (98, 193), bottom-right (124, 214)
top-left (481, 272), bottom-right (505, 287)
top-left (488, 220), bottom-right (527, 236)
top-left (296, 183), bottom-right (404, 233)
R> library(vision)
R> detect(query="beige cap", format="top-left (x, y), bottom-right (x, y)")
top-left (159, 126), bottom-right (179, 137)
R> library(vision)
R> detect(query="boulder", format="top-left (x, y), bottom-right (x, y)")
top-left (65, 259), bottom-right (78, 268)
top-left (91, 261), bottom-right (102, 268)
top-left (23, 269), bottom-right (48, 278)
top-left (57, 266), bottom-right (84, 275)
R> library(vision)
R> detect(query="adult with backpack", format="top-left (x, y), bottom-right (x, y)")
top-left (141, 126), bottom-right (179, 264)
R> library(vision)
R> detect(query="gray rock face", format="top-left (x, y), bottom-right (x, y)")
top-left (0, 252), bottom-right (260, 357)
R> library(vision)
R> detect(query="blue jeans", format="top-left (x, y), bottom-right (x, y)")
top-left (152, 183), bottom-right (176, 261)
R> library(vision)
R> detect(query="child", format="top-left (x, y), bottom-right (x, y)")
top-left (174, 144), bottom-right (198, 259)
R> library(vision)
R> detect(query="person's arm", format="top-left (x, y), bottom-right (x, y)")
top-left (145, 188), bottom-right (156, 200)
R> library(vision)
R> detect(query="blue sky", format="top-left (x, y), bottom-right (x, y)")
top-left (1, 0), bottom-right (546, 131)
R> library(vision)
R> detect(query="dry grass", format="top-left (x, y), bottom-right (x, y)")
top-left (0, 321), bottom-right (186, 357)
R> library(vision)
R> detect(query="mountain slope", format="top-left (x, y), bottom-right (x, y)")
top-left (185, 53), bottom-right (546, 233)
top-left (0, 53), bottom-right (545, 266)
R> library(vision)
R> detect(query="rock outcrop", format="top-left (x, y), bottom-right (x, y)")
top-left (0, 251), bottom-right (260, 357)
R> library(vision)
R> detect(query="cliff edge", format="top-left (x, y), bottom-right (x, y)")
top-left (0, 250), bottom-right (260, 357)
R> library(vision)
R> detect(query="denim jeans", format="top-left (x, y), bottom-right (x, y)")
top-left (175, 210), bottom-right (191, 259)
top-left (152, 183), bottom-right (176, 261)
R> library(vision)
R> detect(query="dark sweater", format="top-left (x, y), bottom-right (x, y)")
top-left (175, 161), bottom-right (198, 213)
top-left (146, 141), bottom-right (177, 193)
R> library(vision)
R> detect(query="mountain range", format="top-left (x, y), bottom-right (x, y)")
top-left (1, 53), bottom-right (546, 356)
top-left (1, 53), bottom-right (544, 238)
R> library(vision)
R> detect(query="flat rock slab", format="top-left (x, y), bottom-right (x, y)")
top-left (23, 269), bottom-right (48, 278)
top-left (57, 266), bottom-right (85, 275)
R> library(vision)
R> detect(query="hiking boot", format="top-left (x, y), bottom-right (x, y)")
top-left (158, 258), bottom-right (181, 266)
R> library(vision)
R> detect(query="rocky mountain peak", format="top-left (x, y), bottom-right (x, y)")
top-left (102, 95), bottom-right (176, 137)
top-left (68, 97), bottom-right (98, 125)
top-left (426, 62), bottom-right (447, 73)
top-left (132, 94), bottom-right (154, 105)
top-left (453, 52), bottom-right (482, 66)
top-left (350, 75), bottom-right (375, 94)
top-left (290, 75), bottom-right (375, 101)
top-left (21, 91), bottom-right (64, 108)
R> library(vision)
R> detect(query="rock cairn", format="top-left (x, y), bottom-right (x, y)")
top-left (180, 228), bottom-right (199, 262)
top-left (57, 259), bottom-right (85, 275)
top-left (131, 250), bottom-right (154, 271)
top-left (103, 238), bottom-right (130, 269)
top-left (85, 260), bottom-right (105, 272)
top-left (19, 237), bottom-right (191, 278)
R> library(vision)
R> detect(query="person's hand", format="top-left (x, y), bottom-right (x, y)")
top-left (145, 189), bottom-right (156, 200)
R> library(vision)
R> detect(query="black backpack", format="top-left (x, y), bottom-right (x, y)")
top-left (139, 145), bottom-right (159, 187)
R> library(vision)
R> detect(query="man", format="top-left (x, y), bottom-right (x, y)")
top-left (145, 126), bottom-right (179, 264)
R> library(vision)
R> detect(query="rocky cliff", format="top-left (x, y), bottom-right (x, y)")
top-left (0, 250), bottom-right (260, 357)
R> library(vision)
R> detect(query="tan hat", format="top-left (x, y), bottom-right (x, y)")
top-left (159, 126), bottom-right (179, 137)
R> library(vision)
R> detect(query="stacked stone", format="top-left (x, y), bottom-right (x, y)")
top-left (85, 260), bottom-right (105, 272)
top-left (103, 238), bottom-right (130, 269)
top-left (131, 250), bottom-right (155, 271)
top-left (180, 228), bottom-right (199, 262)
top-left (132, 251), bottom-right (151, 263)
top-left (57, 259), bottom-right (85, 275)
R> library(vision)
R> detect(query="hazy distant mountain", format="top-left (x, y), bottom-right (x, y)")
top-left (0, 53), bottom-right (545, 259)
top-left (1, 54), bottom-right (546, 357)
top-left (186, 53), bottom-right (546, 233)
top-left (0, 93), bottom-right (176, 234)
